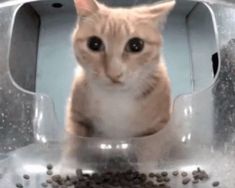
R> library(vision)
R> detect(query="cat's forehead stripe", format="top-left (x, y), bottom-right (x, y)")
top-left (75, 7), bottom-right (161, 45)
top-left (99, 13), bottom-right (133, 37)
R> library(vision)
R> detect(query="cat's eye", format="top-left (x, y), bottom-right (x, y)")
top-left (125, 37), bottom-right (144, 53)
top-left (87, 36), bottom-right (104, 52)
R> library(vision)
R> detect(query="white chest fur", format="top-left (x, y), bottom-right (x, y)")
top-left (89, 86), bottom-right (137, 137)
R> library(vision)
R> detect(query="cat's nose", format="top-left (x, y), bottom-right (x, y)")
top-left (107, 72), bottom-right (123, 83)
top-left (105, 58), bottom-right (124, 83)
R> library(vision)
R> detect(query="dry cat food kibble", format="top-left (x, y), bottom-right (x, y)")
top-left (46, 164), bottom-right (53, 170)
top-left (161, 171), bottom-right (168, 177)
top-left (163, 177), bottom-right (170, 182)
top-left (15, 165), bottom-right (221, 188)
top-left (182, 177), bottom-right (191, 185)
top-left (172, 171), bottom-right (179, 176)
top-left (192, 167), bottom-right (209, 181)
top-left (212, 181), bottom-right (220, 187)
top-left (46, 179), bottom-right (53, 184)
top-left (192, 179), bottom-right (199, 184)
top-left (41, 182), bottom-right (48, 187)
top-left (156, 173), bottom-right (161, 178)
top-left (16, 183), bottom-right (23, 188)
top-left (157, 177), bottom-right (163, 183)
top-left (23, 174), bottom-right (30, 180)
top-left (149, 172), bottom-right (155, 178)
top-left (181, 171), bottom-right (188, 177)
top-left (47, 170), bottom-right (53, 176)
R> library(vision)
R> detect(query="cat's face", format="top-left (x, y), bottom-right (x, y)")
top-left (73, 0), bottom-right (175, 88)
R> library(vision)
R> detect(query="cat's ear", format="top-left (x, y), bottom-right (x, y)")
top-left (144, 0), bottom-right (175, 17)
top-left (74, 0), bottom-right (99, 17)
top-left (137, 0), bottom-right (175, 28)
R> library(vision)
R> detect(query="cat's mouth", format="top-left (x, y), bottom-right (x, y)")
top-left (111, 79), bottom-right (123, 84)
top-left (107, 77), bottom-right (124, 85)
top-left (107, 79), bottom-right (124, 87)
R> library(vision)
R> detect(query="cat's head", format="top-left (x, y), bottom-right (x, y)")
top-left (73, 0), bottom-right (175, 87)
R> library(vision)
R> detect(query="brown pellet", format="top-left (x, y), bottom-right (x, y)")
top-left (149, 172), bottom-right (155, 178)
top-left (146, 181), bottom-right (154, 186)
top-left (46, 179), bottom-right (53, 184)
top-left (51, 175), bottom-right (62, 183)
top-left (163, 177), bottom-right (170, 182)
top-left (16, 183), bottom-right (23, 188)
top-left (46, 164), bottom-right (53, 170)
top-left (155, 173), bottom-right (161, 178)
top-left (139, 173), bottom-right (147, 182)
top-left (51, 175), bottom-right (61, 180)
top-left (201, 170), bottom-right (209, 179)
top-left (181, 171), bottom-right (188, 177)
top-left (182, 177), bottom-right (191, 185)
top-left (192, 170), bottom-right (197, 175)
top-left (193, 173), bottom-right (199, 180)
top-left (158, 183), bottom-right (166, 187)
top-left (41, 182), bottom-right (48, 187)
top-left (47, 170), bottom-right (53, 175)
top-left (161, 171), bottom-right (168, 177)
top-left (193, 170), bottom-right (209, 181)
top-left (212, 181), bottom-right (220, 187)
top-left (172, 171), bottom-right (179, 176)
top-left (23, 174), bottom-right (30, 180)
top-left (157, 177), bottom-right (163, 183)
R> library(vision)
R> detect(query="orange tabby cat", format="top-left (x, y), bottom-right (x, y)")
top-left (66, 0), bottom-right (175, 138)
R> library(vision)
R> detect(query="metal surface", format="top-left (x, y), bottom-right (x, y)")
top-left (0, 0), bottom-right (235, 188)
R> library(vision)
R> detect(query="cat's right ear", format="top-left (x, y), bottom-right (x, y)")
top-left (135, 0), bottom-right (175, 29)
top-left (74, 0), bottom-right (99, 17)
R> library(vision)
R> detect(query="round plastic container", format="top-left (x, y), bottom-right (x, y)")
top-left (0, 0), bottom-right (235, 187)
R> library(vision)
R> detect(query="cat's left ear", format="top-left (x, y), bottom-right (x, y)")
top-left (74, 0), bottom-right (99, 17)
top-left (137, 0), bottom-right (175, 28)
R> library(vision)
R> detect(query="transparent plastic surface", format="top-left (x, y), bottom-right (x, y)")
top-left (0, 0), bottom-right (235, 188)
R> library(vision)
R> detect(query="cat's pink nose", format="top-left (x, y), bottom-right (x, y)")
top-left (107, 72), bottom-right (123, 83)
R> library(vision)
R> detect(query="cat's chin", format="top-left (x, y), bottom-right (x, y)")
top-left (109, 82), bottom-right (124, 86)
top-left (93, 79), bottom-right (130, 91)
top-left (106, 82), bottom-right (127, 90)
